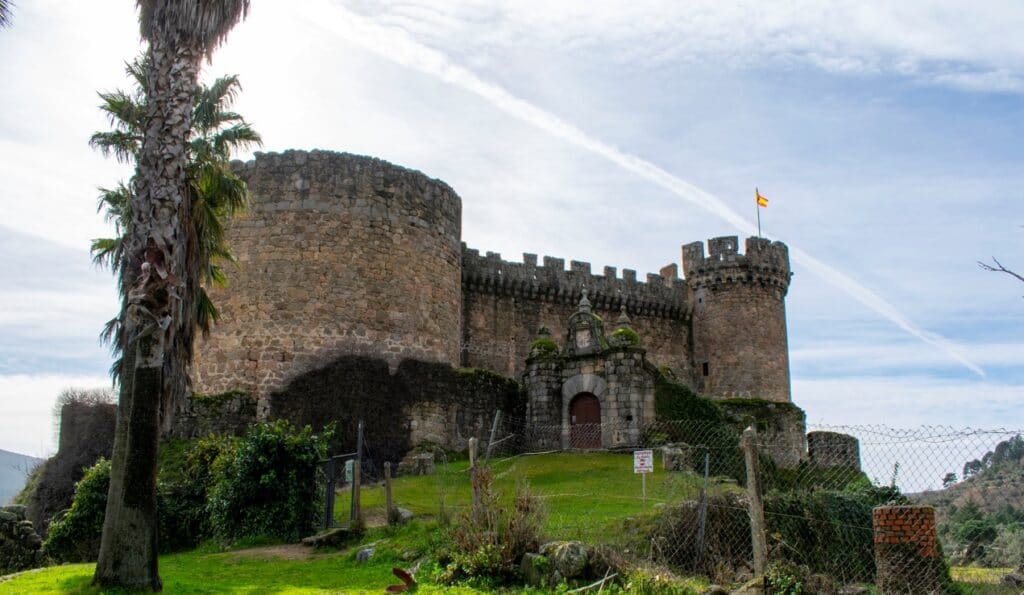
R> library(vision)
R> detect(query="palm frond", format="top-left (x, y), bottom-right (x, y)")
top-left (90, 131), bottom-right (142, 164)
top-left (96, 89), bottom-right (146, 131)
top-left (90, 237), bottom-right (122, 269)
top-left (195, 287), bottom-right (219, 336)
top-left (99, 316), bottom-right (121, 347)
top-left (137, 0), bottom-right (251, 56)
top-left (0, 0), bottom-right (14, 29)
top-left (211, 123), bottom-right (261, 158)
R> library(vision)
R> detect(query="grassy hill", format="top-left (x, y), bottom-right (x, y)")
top-left (1, 451), bottom-right (1018, 593)
top-left (0, 448), bottom-right (42, 505)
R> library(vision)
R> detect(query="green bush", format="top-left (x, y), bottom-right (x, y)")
top-left (43, 458), bottom-right (110, 563)
top-left (436, 471), bottom-right (546, 586)
top-left (764, 484), bottom-right (903, 583)
top-left (528, 338), bottom-right (560, 359)
top-left (653, 371), bottom-right (722, 424)
top-left (610, 327), bottom-right (640, 346)
top-left (207, 421), bottom-right (329, 543)
top-left (158, 435), bottom-right (236, 552)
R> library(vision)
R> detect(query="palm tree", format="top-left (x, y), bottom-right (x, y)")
top-left (90, 57), bottom-right (260, 435)
top-left (95, 1), bottom-right (250, 589)
top-left (0, 0), bottom-right (13, 28)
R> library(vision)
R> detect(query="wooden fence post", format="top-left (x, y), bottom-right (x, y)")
top-left (741, 426), bottom-right (767, 576)
top-left (322, 457), bottom-right (336, 529)
top-left (384, 461), bottom-right (394, 525)
top-left (350, 421), bottom-right (364, 525)
top-left (351, 459), bottom-right (362, 525)
top-left (469, 437), bottom-right (479, 512)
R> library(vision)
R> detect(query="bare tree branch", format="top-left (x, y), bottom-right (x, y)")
top-left (978, 257), bottom-right (1024, 297)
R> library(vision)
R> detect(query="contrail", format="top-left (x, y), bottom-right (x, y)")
top-left (300, 0), bottom-right (985, 378)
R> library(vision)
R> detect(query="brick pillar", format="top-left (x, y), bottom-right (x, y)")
top-left (872, 506), bottom-right (953, 594)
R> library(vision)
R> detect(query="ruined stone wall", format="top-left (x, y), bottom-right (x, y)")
top-left (268, 356), bottom-right (524, 470)
top-left (192, 151), bottom-right (463, 413)
top-left (808, 430), bottom-right (861, 470)
top-left (28, 402), bottom-right (116, 535)
top-left (683, 236), bottom-right (792, 402)
top-left (462, 247), bottom-right (691, 379)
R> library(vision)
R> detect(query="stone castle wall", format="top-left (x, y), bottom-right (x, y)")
top-left (461, 247), bottom-right (691, 379)
top-left (192, 151), bottom-right (463, 411)
top-left (683, 236), bottom-right (792, 402)
top-left (191, 150), bottom-right (795, 416)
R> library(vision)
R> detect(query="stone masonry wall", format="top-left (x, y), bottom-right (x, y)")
top-left (462, 247), bottom-right (691, 379)
top-left (192, 151), bottom-right (463, 413)
top-left (684, 236), bottom-right (792, 402)
top-left (807, 430), bottom-right (861, 471)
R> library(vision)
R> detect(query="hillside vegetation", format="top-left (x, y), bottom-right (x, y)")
top-left (916, 434), bottom-right (1024, 566)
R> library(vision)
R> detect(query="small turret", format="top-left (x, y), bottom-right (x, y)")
top-left (682, 236), bottom-right (793, 402)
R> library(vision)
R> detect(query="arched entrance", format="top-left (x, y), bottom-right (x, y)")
top-left (569, 392), bottom-right (601, 449)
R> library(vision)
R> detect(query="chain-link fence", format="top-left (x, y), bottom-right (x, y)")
top-left (339, 418), bottom-right (1023, 592)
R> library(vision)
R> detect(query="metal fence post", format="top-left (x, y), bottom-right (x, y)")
top-left (741, 425), bottom-right (768, 576)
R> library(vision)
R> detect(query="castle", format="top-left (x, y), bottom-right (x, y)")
top-left (190, 150), bottom-right (801, 458)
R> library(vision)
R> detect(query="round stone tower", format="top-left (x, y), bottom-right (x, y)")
top-left (192, 150), bottom-right (463, 412)
top-left (682, 236), bottom-right (792, 402)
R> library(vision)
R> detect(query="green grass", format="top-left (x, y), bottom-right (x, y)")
top-left (337, 451), bottom-right (738, 543)
top-left (0, 522), bottom-right (481, 594)
top-left (950, 566), bottom-right (1021, 594)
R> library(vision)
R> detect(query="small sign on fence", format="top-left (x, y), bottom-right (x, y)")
top-left (633, 449), bottom-right (654, 474)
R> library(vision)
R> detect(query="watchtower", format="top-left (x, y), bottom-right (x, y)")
top-left (682, 236), bottom-right (792, 402)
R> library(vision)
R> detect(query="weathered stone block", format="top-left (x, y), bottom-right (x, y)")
top-left (398, 452), bottom-right (435, 476)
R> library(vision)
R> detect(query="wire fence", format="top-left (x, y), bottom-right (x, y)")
top-left (337, 419), bottom-right (1024, 592)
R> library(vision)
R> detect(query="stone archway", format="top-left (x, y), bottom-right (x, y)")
top-left (569, 393), bottom-right (601, 449)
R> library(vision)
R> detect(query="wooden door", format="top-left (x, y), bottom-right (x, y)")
top-left (569, 393), bottom-right (601, 449)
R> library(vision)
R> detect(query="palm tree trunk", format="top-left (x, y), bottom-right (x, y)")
top-left (94, 32), bottom-right (201, 591)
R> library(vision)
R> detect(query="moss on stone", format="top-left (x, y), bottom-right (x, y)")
top-left (610, 327), bottom-right (641, 346)
top-left (191, 389), bottom-right (251, 410)
top-left (654, 370), bottom-right (723, 423)
top-left (528, 338), bottom-right (561, 361)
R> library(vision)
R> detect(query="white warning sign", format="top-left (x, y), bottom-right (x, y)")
top-left (633, 449), bottom-right (654, 474)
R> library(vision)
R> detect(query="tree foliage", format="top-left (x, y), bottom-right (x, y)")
top-left (207, 421), bottom-right (329, 543)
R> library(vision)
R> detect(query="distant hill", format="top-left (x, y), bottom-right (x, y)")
top-left (915, 434), bottom-right (1024, 518)
top-left (0, 448), bottom-right (43, 505)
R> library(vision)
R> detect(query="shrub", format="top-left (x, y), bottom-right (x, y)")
top-left (207, 420), bottom-right (329, 543)
top-left (653, 372), bottom-right (723, 424)
top-left (528, 338), bottom-right (560, 359)
top-left (763, 484), bottom-right (903, 583)
top-left (43, 458), bottom-right (110, 563)
top-left (641, 493), bottom-right (752, 577)
top-left (610, 327), bottom-right (641, 346)
top-left (43, 436), bottom-right (241, 560)
top-left (984, 525), bottom-right (1024, 567)
top-left (158, 435), bottom-right (236, 552)
top-left (765, 562), bottom-right (804, 594)
top-left (437, 470), bottom-right (546, 585)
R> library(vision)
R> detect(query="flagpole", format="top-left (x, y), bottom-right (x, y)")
top-left (756, 187), bottom-right (762, 238)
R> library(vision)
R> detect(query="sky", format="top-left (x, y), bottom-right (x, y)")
top-left (0, 1), bottom-right (1021, 458)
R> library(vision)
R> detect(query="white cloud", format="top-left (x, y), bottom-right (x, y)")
top-left (796, 375), bottom-right (1024, 429)
top-left (344, 0), bottom-right (1024, 94)
top-left (300, 0), bottom-right (986, 377)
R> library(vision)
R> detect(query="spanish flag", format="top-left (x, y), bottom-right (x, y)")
top-left (756, 188), bottom-right (768, 208)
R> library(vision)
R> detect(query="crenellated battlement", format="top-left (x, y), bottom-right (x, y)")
top-left (462, 244), bottom-right (688, 319)
top-left (682, 236), bottom-right (792, 294)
